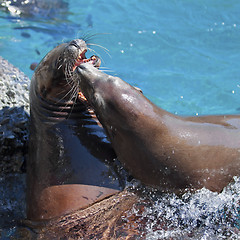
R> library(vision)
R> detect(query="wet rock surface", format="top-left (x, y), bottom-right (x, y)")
top-left (0, 56), bottom-right (29, 175)
top-left (0, 56), bottom-right (29, 239)
top-left (0, 56), bottom-right (29, 110)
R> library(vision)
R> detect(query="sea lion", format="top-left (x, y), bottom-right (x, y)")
top-left (27, 39), bottom-right (125, 221)
top-left (77, 63), bottom-right (240, 193)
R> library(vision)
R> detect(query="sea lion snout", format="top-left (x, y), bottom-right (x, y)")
top-left (77, 64), bottom-right (105, 91)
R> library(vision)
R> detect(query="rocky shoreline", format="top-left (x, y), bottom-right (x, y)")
top-left (0, 56), bottom-right (30, 239)
top-left (0, 56), bottom-right (29, 175)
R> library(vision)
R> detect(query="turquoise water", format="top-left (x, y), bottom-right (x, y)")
top-left (1, 0), bottom-right (240, 239)
top-left (1, 0), bottom-right (240, 116)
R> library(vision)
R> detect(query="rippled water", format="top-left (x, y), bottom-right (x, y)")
top-left (1, 0), bottom-right (240, 115)
top-left (1, 0), bottom-right (240, 239)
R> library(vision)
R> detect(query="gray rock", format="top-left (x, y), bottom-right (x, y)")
top-left (0, 56), bottom-right (30, 174)
top-left (0, 56), bottom-right (30, 111)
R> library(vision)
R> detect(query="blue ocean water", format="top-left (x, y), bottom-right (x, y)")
top-left (1, 0), bottom-right (240, 116)
top-left (1, 0), bottom-right (240, 239)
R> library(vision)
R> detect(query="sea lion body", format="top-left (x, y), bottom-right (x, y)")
top-left (27, 40), bottom-right (123, 221)
top-left (77, 64), bottom-right (240, 193)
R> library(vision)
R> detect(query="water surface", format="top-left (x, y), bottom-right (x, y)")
top-left (1, 0), bottom-right (240, 239)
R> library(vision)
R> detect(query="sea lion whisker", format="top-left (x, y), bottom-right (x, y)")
top-left (57, 90), bottom-right (77, 114)
top-left (55, 85), bottom-right (76, 104)
top-left (82, 32), bottom-right (111, 43)
top-left (86, 47), bottom-right (106, 65)
top-left (64, 80), bottom-right (79, 101)
top-left (55, 88), bottom-right (70, 98)
top-left (69, 84), bottom-right (79, 101)
top-left (54, 69), bottom-right (79, 104)
top-left (97, 66), bottom-right (115, 73)
top-left (87, 43), bottom-right (112, 58)
top-left (65, 63), bottom-right (75, 83)
top-left (66, 87), bottom-right (79, 118)
top-left (66, 79), bottom-right (79, 98)
top-left (100, 69), bottom-right (115, 73)
top-left (98, 67), bottom-right (115, 73)
top-left (87, 43), bottom-right (109, 52)
top-left (64, 64), bottom-right (71, 80)
top-left (82, 32), bottom-right (97, 42)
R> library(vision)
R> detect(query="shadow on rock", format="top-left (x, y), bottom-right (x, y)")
top-left (0, 106), bottom-right (29, 174)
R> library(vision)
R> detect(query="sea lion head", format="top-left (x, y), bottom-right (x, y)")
top-left (32, 39), bottom-right (101, 102)
top-left (76, 63), bottom-right (145, 136)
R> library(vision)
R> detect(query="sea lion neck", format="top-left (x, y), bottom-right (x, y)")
top-left (78, 64), bottom-right (170, 128)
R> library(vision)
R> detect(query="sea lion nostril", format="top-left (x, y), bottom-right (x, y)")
top-left (77, 65), bottom-right (84, 73)
top-left (69, 39), bottom-right (81, 49)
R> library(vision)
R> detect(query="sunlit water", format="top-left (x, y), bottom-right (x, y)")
top-left (1, 0), bottom-right (240, 239)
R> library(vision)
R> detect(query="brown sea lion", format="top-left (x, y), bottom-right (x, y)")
top-left (22, 189), bottom-right (148, 239)
top-left (27, 39), bottom-right (125, 221)
top-left (77, 63), bottom-right (240, 193)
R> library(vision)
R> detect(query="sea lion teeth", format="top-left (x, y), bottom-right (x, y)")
top-left (73, 50), bottom-right (96, 71)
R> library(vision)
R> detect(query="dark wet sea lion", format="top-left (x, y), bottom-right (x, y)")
top-left (77, 63), bottom-right (240, 193)
top-left (27, 39), bottom-right (125, 221)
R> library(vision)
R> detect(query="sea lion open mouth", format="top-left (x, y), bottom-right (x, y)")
top-left (72, 48), bottom-right (101, 101)
top-left (73, 52), bottom-right (101, 72)
top-left (74, 53), bottom-right (101, 102)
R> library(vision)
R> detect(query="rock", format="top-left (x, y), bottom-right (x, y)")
top-left (0, 56), bottom-right (30, 175)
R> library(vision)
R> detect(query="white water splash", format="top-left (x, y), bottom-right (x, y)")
top-left (129, 177), bottom-right (240, 239)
